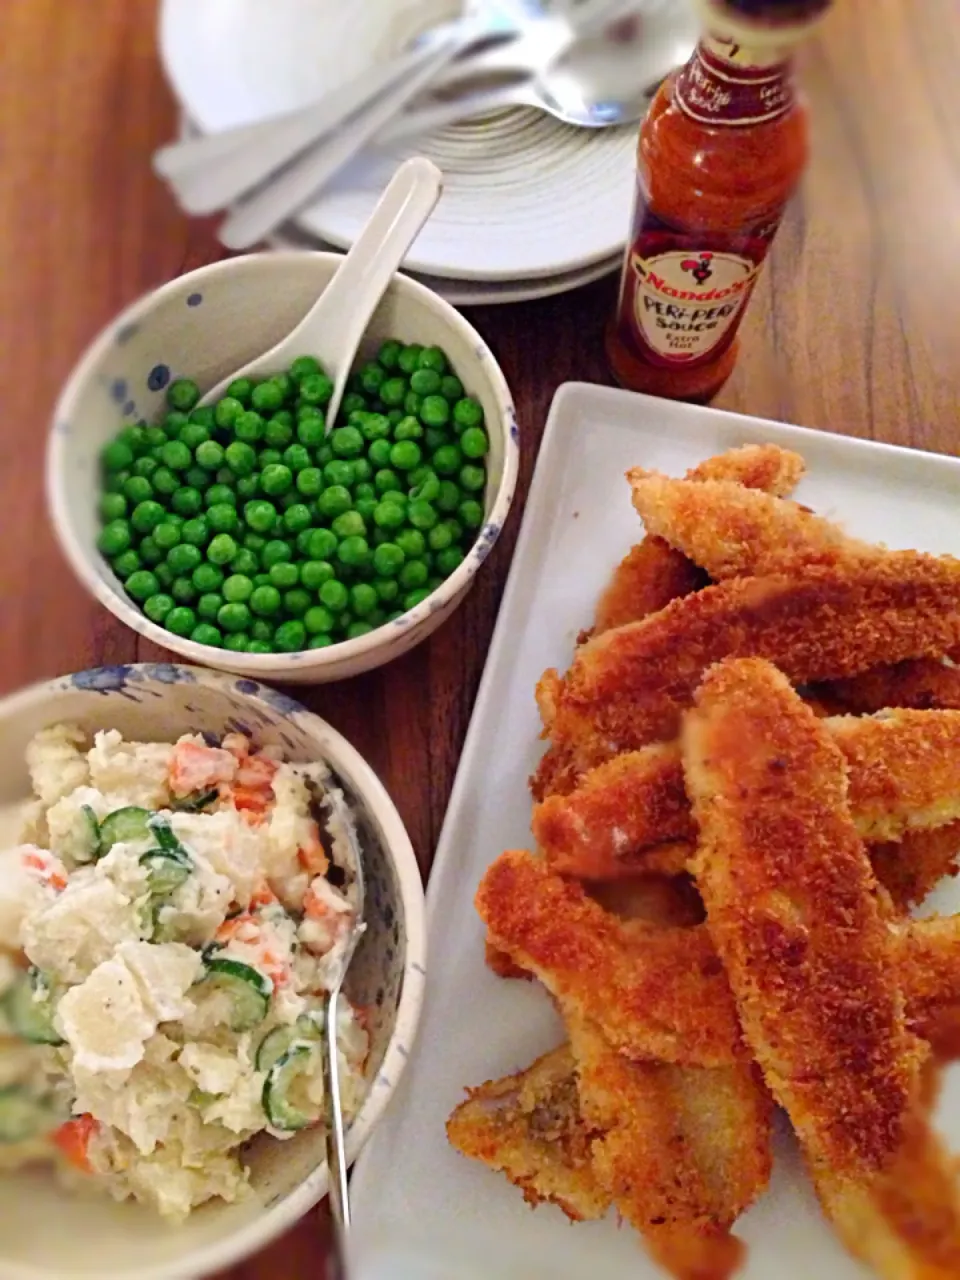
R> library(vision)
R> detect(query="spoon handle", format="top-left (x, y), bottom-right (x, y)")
top-left (216, 35), bottom-right (459, 252)
top-left (277, 157), bottom-right (442, 432)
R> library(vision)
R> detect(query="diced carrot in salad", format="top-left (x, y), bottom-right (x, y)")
top-left (168, 741), bottom-right (237, 797)
top-left (21, 847), bottom-right (67, 892)
top-left (52, 1114), bottom-right (99, 1173)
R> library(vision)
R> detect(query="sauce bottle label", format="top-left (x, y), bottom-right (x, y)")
top-left (675, 36), bottom-right (794, 127)
top-left (615, 205), bottom-right (781, 368)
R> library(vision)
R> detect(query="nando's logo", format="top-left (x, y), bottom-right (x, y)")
top-left (630, 247), bottom-right (756, 304)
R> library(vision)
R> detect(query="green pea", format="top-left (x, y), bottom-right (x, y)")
top-left (165, 542), bottom-right (201, 575)
top-left (236, 473), bottom-right (261, 500)
top-left (207, 502), bottom-right (240, 535)
top-left (244, 500), bottom-right (278, 534)
top-left (103, 469), bottom-right (131, 494)
top-left (180, 517), bottom-right (209, 547)
top-left (294, 416), bottom-right (323, 449)
top-left (154, 563), bottom-right (174, 589)
top-left (139, 537), bottom-right (163, 566)
top-left (189, 406), bottom-right (216, 430)
top-left (222, 574), bottom-right (254, 604)
top-left (179, 422), bottom-right (210, 452)
top-left (346, 620), bottom-right (373, 639)
top-left (218, 601), bottom-right (251, 634)
top-left (397, 344), bottom-right (423, 375)
top-left (273, 409), bottom-right (295, 429)
top-left (458, 499), bottom-right (484, 530)
top-left (214, 396), bottom-right (244, 429)
top-left (261, 463), bottom-right (293, 497)
top-left (247, 639), bottom-right (273, 653)
top-left (292, 466), bottom-right (321, 498)
top-left (152, 466), bottom-right (180, 496)
top-left (250, 584), bottom-right (282, 617)
top-left (372, 501), bottom-right (405, 531)
top-left (317, 485), bottom-right (353, 519)
top-left (260, 539), bottom-right (291, 569)
top-left (304, 605), bottom-right (336, 635)
top-left (264, 416), bottom-right (294, 449)
top-left (166, 379), bottom-right (200, 412)
top-left (461, 427), bottom-right (489, 459)
top-left (299, 373), bottom-right (334, 406)
top-left (132, 456), bottom-right (159, 481)
top-left (223, 633), bottom-right (251, 652)
top-left (459, 465), bottom-right (486, 494)
top-left (378, 340), bottom-right (402, 370)
top-left (428, 520), bottom-right (457, 552)
top-left (274, 619), bottom-right (307, 652)
top-left (409, 470), bottom-right (441, 504)
top-left (184, 466), bottom-right (210, 492)
top-left (244, 532), bottom-right (267, 553)
top-left (252, 381), bottom-right (284, 413)
top-left (230, 548), bottom-right (259, 577)
top-left (436, 480), bottom-right (461, 513)
top-left (172, 576), bottom-right (198, 605)
top-left (231, 411), bottom-right (262, 446)
top-left (418, 346), bottom-right (448, 375)
top-left (123, 475), bottom-right (153, 506)
top-left (349, 583), bottom-right (378, 617)
top-left (372, 542), bottom-right (404, 577)
top-left (442, 517), bottom-right (464, 543)
top-left (440, 374), bottom-right (464, 401)
top-left (225, 440), bottom-right (257, 475)
top-left (403, 588), bottom-right (432, 611)
top-left (399, 560), bottom-right (429, 590)
top-left (99, 492), bottom-right (128, 522)
top-left (432, 444), bottom-right (463, 476)
top-left (192, 562), bottom-right (224, 593)
top-left (144, 593), bottom-right (175, 624)
top-left (207, 533), bottom-right (238, 565)
top-left (340, 393), bottom-right (366, 419)
top-left (373, 576), bottom-right (400, 603)
top-left (390, 440), bottom-right (421, 472)
top-left (268, 562), bottom-right (299, 590)
top-left (331, 426), bottom-right (364, 458)
top-left (282, 503), bottom-right (312, 534)
top-left (379, 376), bottom-right (408, 408)
top-left (322, 460), bottom-right (353, 488)
top-left (453, 397), bottom-right (484, 431)
top-left (332, 510), bottom-right (366, 540)
top-left (290, 355), bottom-right (322, 383)
top-left (284, 588), bottom-right (312, 617)
top-left (355, 496), bottom-right (378, 521)
top-left (222, 379), bottom-right (251, 407)
top-left (306, 528), bottom-right (338, 560)
top-left (394, 416), bottom-right (423, 442)
top-left (409, 368), bottom-right (441, 397)
top-left (172, 487), bottom-right (203, 517)
top-left (165, 605), bottom-right (197, 636)
top-left (404, 391), bottom-right (422, 418)
top-left (337, 535), bottom-right (370, 568)
top-left (354, 482), bottom-right (376, 503)
top-left (250, 619), bottom-right (274, 642)
top-left (319, 579), bottom-right (349, 612)
top-left (162, 411), bottom-right (189, 438)
top-left (395, 528), bottom-right (426, 559)
top-left (357, 363), bottom-right (383, 396)
top-left (257, 450), bottom-right (281, 471)
top-left (161, 440), bottom-right (192, 471)
top-left (368, 439), bottom-right (392, 468)
top-left (420, 395), bottom-right (450, 428)
top-left (357, 413), bottom-right (391, 444)
top-left (283, 443), bottom-right (312, 472)
top-left (112, 549), bottom-right (141, 580)
top-left (300, 560), bottom-right (335, 590)
top-left (436, 546), bottom-right (465, 576)
top-left (387, 409), bottom-right (404, 426)
top-left (190, 623), bottom-right (222, 647)
top-left (373, 468), bottom-right (401, 496)
top-left (195, 440), bottom-right (225, 472)
top-left (129, 500), bottom-right (163, 534)
top-left (308, 635), bottom-right (334, 649)
top-left (352, 457), bottom-right (373, 483)
top-left (424, 427), bottom-right (448, 453)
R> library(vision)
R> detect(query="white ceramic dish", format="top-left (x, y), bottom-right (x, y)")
top-left (349, 383), bottom-right (960, 1277)
top-left (158, 0), bottom-right (637, 281)
top-left (48, 251), bottom-right (518, 684)
top-left (0, 663), bottom-right (425, 1280)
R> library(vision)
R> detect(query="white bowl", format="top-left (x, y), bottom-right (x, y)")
top-left (0, 664), bottom-right (425, 1280)
top-left (48, 252), bottom-right (518, 683)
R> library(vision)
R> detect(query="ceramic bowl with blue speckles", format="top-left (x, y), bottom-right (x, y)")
top-left (47, 251), bottom-right (519, 684)
top-left (0, 664), bottom-right (425, 1280)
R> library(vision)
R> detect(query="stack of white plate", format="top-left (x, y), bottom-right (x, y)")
top-left (159, 0), bottom-right (639, 305)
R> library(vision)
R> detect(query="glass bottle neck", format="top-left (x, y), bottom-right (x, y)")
top-left (674, 36), bottom-right (797, 127)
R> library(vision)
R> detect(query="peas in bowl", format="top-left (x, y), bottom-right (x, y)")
top-left (48, 252), bottom-right (518, 683)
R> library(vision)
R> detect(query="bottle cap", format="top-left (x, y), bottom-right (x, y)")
top-left (693, 0), bottom-right (832, 48)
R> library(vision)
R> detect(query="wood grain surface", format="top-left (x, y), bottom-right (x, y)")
top-left (1, 0), bottom-right (958, 1275)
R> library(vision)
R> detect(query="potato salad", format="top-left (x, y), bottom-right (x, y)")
top-left (0, 724), bottom-right (368, 1220)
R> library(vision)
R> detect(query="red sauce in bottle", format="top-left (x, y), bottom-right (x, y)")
top-left (606, 0), bottom-right (832, 402)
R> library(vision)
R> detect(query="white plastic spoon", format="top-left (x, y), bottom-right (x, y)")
top-left (199, 157), bottom-right (442, 435)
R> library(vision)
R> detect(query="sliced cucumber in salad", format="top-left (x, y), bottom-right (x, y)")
top-left (2, 968), bottom-right (63, 1045)
top-left (171, 789), bottom-right (219, 814)
top-left (263, 1044), bottom-right (322, 1132)
top-left (58, 805), bottom-right (101, 863)
top-left (255, 1012), bottom-right (325, 1073)
top-left (196, 958), bottom-right (272, 1032)
top-left (98, 806), bottom-right (154, 855)
top-left (140, 848), bottom-right (192, 897)
top-left (0, 1086), bottom-right (59, 1143)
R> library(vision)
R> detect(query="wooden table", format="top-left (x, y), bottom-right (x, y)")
top-left (1, 0), bottom-right (958, 1274)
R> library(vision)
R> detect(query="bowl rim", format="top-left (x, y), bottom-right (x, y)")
top-left (0, 663), bottom-right (427, 1280)
top-left (47, 250), bottom-right (520, 677)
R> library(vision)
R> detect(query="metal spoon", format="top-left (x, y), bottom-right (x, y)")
top-left (199, 157), bottom-right (442, 434)
top-left (319, 784), bottom-right (367, 1251)
top-left (384, 0), bottom-right (699, 136)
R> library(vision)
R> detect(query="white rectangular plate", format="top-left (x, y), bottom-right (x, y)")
top-left (350, 384), bottom-right (960, 1278)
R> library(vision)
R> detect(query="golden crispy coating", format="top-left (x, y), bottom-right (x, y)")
top-left (446, 1045), bottom-right (611, 1222)
top-left (872, 823), bottom-right (960, 916)
top-left (538, 559), bottom-right (960, 792)
top-left (820, 658), bottom-right (960, 715)
top-left (535, 710), bottom-right (960, 878)
top-left (565, 1012), bottom-right (770, 1280)
top-left (586, 870), bottom-right (705, 926)
top-left (897, 915), bottom-right (960, 1058)
top-left (627, 472), bottom-right (877, 579)
top-left (591, 445), bottom-right (805, 639)
top-left (684, 659), bottom-right (960, 1276)
top-left (476, 849), bottom-right (744, 1067)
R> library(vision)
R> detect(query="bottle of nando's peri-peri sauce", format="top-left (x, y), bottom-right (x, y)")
top-left (606, 0), bottom-right (833, 402)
